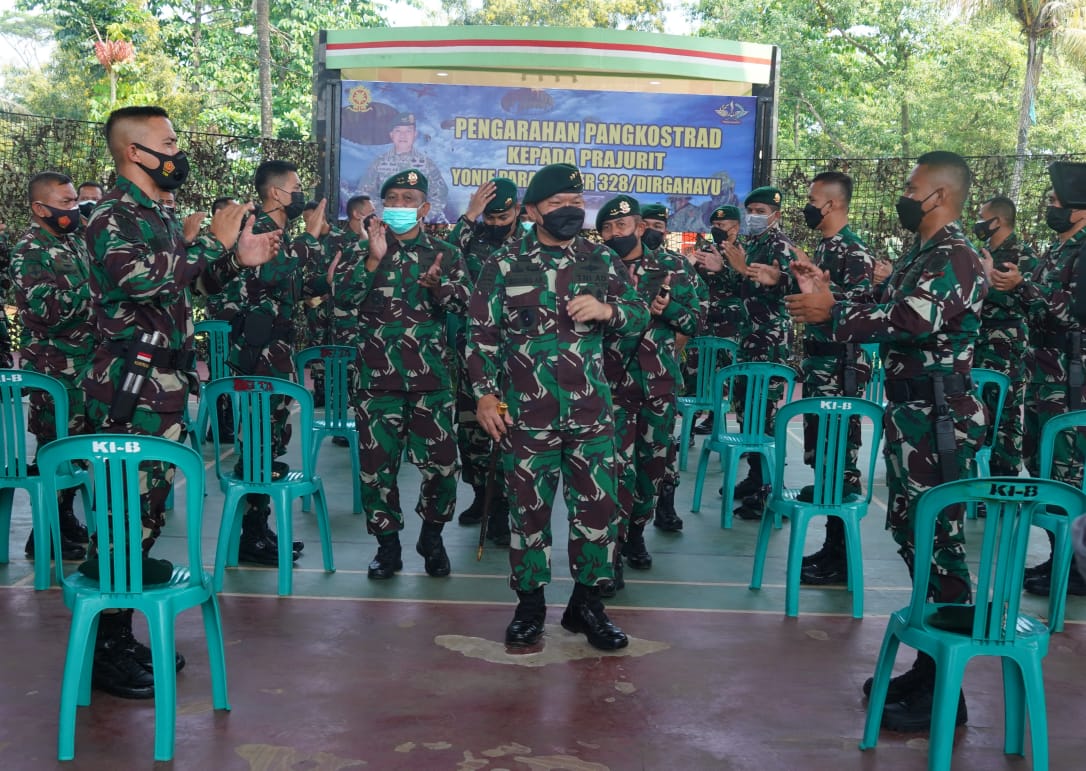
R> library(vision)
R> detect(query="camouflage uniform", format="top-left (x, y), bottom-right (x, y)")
top-left (0, 230), bottom-right (13, 368)
top-left (83, 175), bottom-right (241, 550)
top-left (831, 221), bottom-right (986, 602)
top-left (360, 148), bottom-right (449, 221)
top-left (332, 229), bottom-right (472, 535)
top-left (975, 233), bottom-right (1036, 476)
top-left (10, 225), bottom-right (96, 447)
top-left (467, 232), bottom-right (650, 591)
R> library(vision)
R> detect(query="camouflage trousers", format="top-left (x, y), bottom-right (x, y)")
top-left (353, 388), bottom-right (459, 535)
top-left (455, 357), bottom-right (492, 489)
top-left (883, 394), bottom-right (986, 603)
top-left (1023, 381), bottom-right (1086, 487)
top-left (503, 424), bottom-right (617, 592)
top-left (802, 355), bottom-right (870, 490)
top-left (614, 394), bottom-right (677, 539)
top-left (28, 371), bottom-right (91, 451)
top-left (975, 336), bottom-right (1026, 475)
top-left (85, 398), bottom-right (183, 552)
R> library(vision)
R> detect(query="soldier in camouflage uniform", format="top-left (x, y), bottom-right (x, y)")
top-left (218, 160), bottom-right (329, 565)
top-left (972, 197), bottom-right (1035, 482)
top-left (10, 172), bottom-right (96, 562)
top-left (786, 172), bottom-right (875, 585)
top-left (359, 113), bottom-right (449, 222)
top-left (83, 105), bottom-right (280, 699)
top-left (597, 196), bottom-right (699, 597)
top-left (719, 187), bottom-right (796, 519)
top-left (788, 151), bottom-right (986, 732)
top-left (641, 203), bottom-right (706, 532)
top-left (990, 165), bottom-right (1086, 597)
top-left (330, 169), bottom-right (472, 579)
top-left (449, 178), bottom-right (521, 546)
top-left (468, 163), bottom-right (649, 651)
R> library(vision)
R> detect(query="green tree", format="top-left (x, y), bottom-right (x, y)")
top-left (442, 0), bottom-right (666, 32)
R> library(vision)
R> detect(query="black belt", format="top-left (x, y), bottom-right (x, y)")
top-left (105, 339), bottom-right (195, 371)
top-left (707, 307), bottom-right (743, 324)
top-left (1031, 331), bottom-right (1068, 348)
top-left (982, 317), bottom-right (1024, 330)
top-left (884, 373), bottom-right (971, 403)
top-left (804, 339), bottom-right (846, 357)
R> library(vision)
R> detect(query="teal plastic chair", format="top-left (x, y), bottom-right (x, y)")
top-left (0, 369), bottom-right (91, 590)
top-left (860, 343), bottom-right (884, 404)
top-left (677, 336), bottom-right (739, 472)
top-left (690, 361), bottom-right (797, 528)
top-left (191, 319), bottom-right (233, 446)
top-left (295, 345), bottom-right (362, 515)
top-left (40, 434), bottom-right (229, 762)
top-left (860, 477), bottom-right (1086, 771)
top-left (968, 367), bottom-right (1010, 520)
top-left (750, 396), bottom-right (884, 618)
top-left (1036, 409), bottom-right (1086, 632)
top-left (205, 376), bottom-right (335, 596)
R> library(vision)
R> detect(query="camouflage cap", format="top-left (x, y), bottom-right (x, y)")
top-left (380, 168), bottom-right (428, 198)
top-left (1049, 161), bottom-right (1086, 209)
top-left (523, 163), bottom-right (583, 205)
top-left (744, 186), bottom-right (783, 209)
top-left (392, 112), bottom-right (416, 128)
top-left (710, 205), bottom-right (742, 222)
top-left (641, 203), bottom-right (668, 223)
top-left (595, 194), bottom-right (640, 232)
top-left (485, 177), bottom-right (518, 214)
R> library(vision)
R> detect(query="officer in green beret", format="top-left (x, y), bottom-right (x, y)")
top-left (448, 178), bottom-right (523, 545)
top-left (330, 168), bottom-right (473, 580)
top-left (467, 163), bottom-right (649, 650)
top-left (597, 195), bottom-right (699, 595)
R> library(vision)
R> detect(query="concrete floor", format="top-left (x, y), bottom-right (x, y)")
top-left (1, 401), bottom-right (1084, 770)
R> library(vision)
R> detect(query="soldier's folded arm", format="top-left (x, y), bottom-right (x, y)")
top-left (832, 265), bottom-right (974, 341)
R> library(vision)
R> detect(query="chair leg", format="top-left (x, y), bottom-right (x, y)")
top-left (859, 630), bottom-right (902, 750)
top-left (691, 445), bottom-right (712, 513)
top-left (348, 432), bottom-right (362, 515)
top-left (311, 483), bottom-right (336, 573)
top-left (1001, 657), bottom-right (1026, 757)
top-left (719, 448), bottom-right (738, 530)
top-left (147, 611), bottom-right (178, 762)
top-left (0, 487), bottom-right (13, 563)
top-left (749, 503), bottom-right (776, 590)
top-left (678, 409), bottom-right (693, 473)
top-left (214, 490), bottom-right (246, 591)
top-left (842, 514), bottom-right (865, 619)
top-left (58, 606), bottom-right (99, 760)
top-left (1019, 655), bottom-right (1049, 770)
top-left (31, 486), bottom-right (56, 591)
top-left (1048, 521), bottom-right (1071, 633)
top-left (201, 593), bottom-right (231, 711)
top-left (784, 510), bottom-right (810, 618)
top-left (273, 492), bottom-right (294, 597)
top-left (928, 659), bottom-right (965, 771)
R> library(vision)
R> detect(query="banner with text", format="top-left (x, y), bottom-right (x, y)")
top-left (338, 80), bottom-right (757, 231)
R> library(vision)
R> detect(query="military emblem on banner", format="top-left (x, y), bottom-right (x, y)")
top-left (348, 85), bottom-right (373, 113)
top-left (714, 100), bottom-right (749, 125)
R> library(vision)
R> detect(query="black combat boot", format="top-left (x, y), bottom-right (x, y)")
top-left (58, 490), bottom-right (89, 544)
top-left (25, 529), bottom-right (86, 561)
top-left (505, 587), bottom-right (546, 647)
top-left (92, 611), bottom-right (155, 699)
top-left (734, 485), bottom-right (769, 521)
top-left (368, 532), bottom-right (403, 579)
top-left (1024, 555), bottom-right (1086, 597)
top-left (561, 582), bottom-right (629, 650)
top-left (732, 458), bottom-right (764, 499)
top-left (107, 608), bottom-right (186, 674)
top-left (800, 517), bottom-right (848, 584)
top-left (458, 485), bottom-right (486, 525)
top-left (877, 651), bottom-right (968, 732)
top-left (653, 482), bottom-right (683, 532)
top-left (692, 413), bottom-right (714, 435)
top-left (600, 548), bottom-right (625, 598)
top-left (486, 496), bottom-right (511, 547)
top-left (238, 502), bottom-right (299, 565)
top-left (416, 521), bottom-right (451, 577)
top-left (622, 522), bottom-right (653, 570)
top-left (1024, 529), bottom-right (1056, 582)
top-left (863, 651), bottom-right (935, 701)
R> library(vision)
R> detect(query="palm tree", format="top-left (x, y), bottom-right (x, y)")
top-left (950, 1), bottom-right (1086, 197)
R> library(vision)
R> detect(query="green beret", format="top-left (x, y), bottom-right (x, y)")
top-left (380, 168), bottom-right (428, 198)
top-left (595, 195), bottom-right (640, 232)
top-left (392, 112), bottom-right (416, 128)
top-left (641, 203), bottom-right (668, 223)
top-left (744, 186), bottom-right (782, 208)
top-left (485, 177), bottom-right (518, 214)
top-left (523, 163), bottom-right (583, 205)
top-left (710, 205), bottom-right (742, 222)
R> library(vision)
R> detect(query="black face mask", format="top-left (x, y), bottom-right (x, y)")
top-left (895, 190), bottom-right (937, 233)
top-left (1046, 206), bottom-right (1076, 234)
top-left (540, 206), bottom-right (584, 241)
top-left (282, 191), bottom-right (307, 220)
top-left (604, 233), bottom-right (640, 258)
top-left (641, 229), bottom-right (665, 250)
top-left (972, 217), bottom-right (997, 240)
top-left (479, 221), bottom-right (514, 247)
top-left (78, 200), bottom-right (96, 219)
top-left (803, 203), bottom-right (827, 229)
top-left (36, 203), bottom-right (81, 234)
top-left (710, 226), bottom-right (732, 245)
top-left (133, 143), bottom-right (189, 190)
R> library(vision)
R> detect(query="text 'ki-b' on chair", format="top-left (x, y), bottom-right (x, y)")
top-left (1036, 409), bottom-right (1086, 632)
top-left (750, 396), bottom-right (884, 618)
top-left (967, 367), bottom-right (1010, 520)
top-left (295, 345), bottom-right (361, 515)
top-left (860, 477), bottom-right (1086, 771)
top-left (205, 376), bottom-right (334, 596)
top-left (41, 434), bottom-right (229, 762)
top-left (0, 369), bottom-right (91, 590)
top-left (690, 361), bottom-right (797, 529)
top-left (677, 336), bottom-right (739, 472)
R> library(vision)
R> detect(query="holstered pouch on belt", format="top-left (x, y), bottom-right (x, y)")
top-left (931, 374), bottom-right (960, 484)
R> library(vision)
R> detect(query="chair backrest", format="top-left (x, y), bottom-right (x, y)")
top-left (37, 435), bottom-right (206, 593)
top-left (203, 376), bottom-right (316, 482)
top-left (1037, 409), bottom-right (1086, 486)
top-left (0, 369), bottom-right (69, 479)
top-left (860, 343), bottom-right (884, 404)
top-left (910, 478), bottom-right (1086, 642)
top-left (972, 367), bottom-right (1010, 449)
top-left (687, 336), bottom-right (740, 403)
top-left (194, 320), bottom-right (232, 384)
top-left (711, 361), bottom-right (797, 440)
top-left (772, 396), bottom-right (884, 506)
top-left (294, 345), bottom-right (356, 429)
